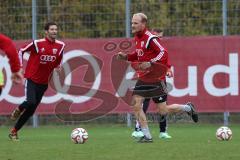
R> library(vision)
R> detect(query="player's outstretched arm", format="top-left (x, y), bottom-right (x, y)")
top-left (117, 51), bottom-right (138, 62)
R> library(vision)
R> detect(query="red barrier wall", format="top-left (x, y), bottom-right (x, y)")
top-left (0, 36), bottom-right (239, 115)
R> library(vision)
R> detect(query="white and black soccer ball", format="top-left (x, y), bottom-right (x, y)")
top-left (71, 128), bottom-right (88, 144)
top-left (216, 126), bottom-right (232, 141)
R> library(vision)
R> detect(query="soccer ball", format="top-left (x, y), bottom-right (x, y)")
top-left (71, 128), bottom-right (88, 144)
top-left (216, 126), bottom-right (232, 141)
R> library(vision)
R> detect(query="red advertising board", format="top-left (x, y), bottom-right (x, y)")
top-left (0, 36), bottom-right (239, 115)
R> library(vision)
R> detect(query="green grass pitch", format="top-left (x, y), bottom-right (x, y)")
top-left (0, 124), bottom-right (239, 160)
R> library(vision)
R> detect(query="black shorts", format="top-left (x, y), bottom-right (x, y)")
top-left (132, 80), bottom-right (167, 103)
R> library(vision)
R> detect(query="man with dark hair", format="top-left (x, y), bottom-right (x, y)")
top-left (9, 22), bottom-right (65, 141)
top-left (44, 22), bottom-right (57, 31)
top-left (132, 29), bottom-right (173, 139)
top-left (117, 13), bottom-right (198, 142)
top-left (0, 34), bottom-right (24, 95)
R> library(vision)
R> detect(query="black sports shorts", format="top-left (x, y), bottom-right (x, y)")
top-left (132, 80), bottom-right (167, 103)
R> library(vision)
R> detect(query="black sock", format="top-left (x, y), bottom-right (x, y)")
top-left (159, 115), bottom-right (167, 133)
top-left (143, 98), bottom-right (150, 113)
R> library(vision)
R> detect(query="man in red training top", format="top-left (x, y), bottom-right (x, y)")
top-left (9, 22), bottom-right (65, 141)
top-left (132, 28), bottom-right (173, 139)
top-left (0, 34), bottom-right (24, 95)
top-left (117, 13), bottom-right (198, 142)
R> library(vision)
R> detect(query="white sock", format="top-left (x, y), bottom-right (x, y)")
top-left (141, 127), bottom-right (152, 139)
top-left (180, 104), bottom-right (191, 112)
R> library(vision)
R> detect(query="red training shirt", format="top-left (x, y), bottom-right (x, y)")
top-left (19, 37), bottom-right (65, 84)
top-left (127, 28), bottom-right (171, 81)
top-left (0, 33), bottom-right (21, 72)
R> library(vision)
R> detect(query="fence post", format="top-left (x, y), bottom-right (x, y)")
top-left (222, 0), bottom-right (229, 126)
top-left (127, 112), bottom-right (132, 127)
top-left (223, 112), bottom-right (229, 126)
top-left (125, 0), bottom-right (132, 127)
top-left (125, 0), bottom-right (131, 38)
top-left (46, 0), bottom-right (51, 21)
top-left (222, 0), bottom-right (227, 36)
top-left (32, 0), bottom-right (38, 128)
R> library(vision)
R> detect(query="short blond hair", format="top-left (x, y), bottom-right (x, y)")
top-left (133, 13), bottom-right (148, 23)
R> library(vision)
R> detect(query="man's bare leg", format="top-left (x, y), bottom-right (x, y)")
top-left (131, 95), bottom-right (152, 139)
top-left (156, 102), bottom-right (198, 122)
